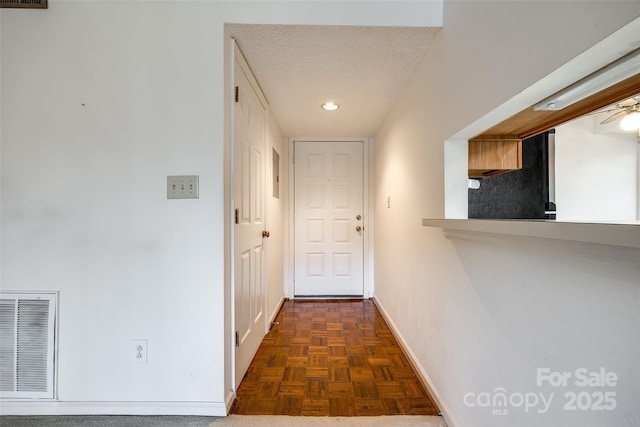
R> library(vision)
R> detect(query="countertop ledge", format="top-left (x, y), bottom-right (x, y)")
top-left (422, 219), bottom-right (640, 249)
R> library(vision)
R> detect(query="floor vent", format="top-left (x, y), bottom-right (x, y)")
top-left (0, 292), bottom-right (57, 399)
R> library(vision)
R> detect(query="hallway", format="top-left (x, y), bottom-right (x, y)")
top-left (232, 299), bottom-right (440, 416)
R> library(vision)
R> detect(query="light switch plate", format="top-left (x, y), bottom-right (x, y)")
top-left (167, 175), bottom-right (199, 199)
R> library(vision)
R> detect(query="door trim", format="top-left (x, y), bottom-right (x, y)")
top-left (287, 137), bottom-right (374, 299)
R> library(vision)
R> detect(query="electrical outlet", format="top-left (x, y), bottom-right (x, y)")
top-left (167, 175), bottom-right (199, 199)
top-left (133, 339), bottom-right (148, 363)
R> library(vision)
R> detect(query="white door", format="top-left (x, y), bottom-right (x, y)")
top-left (294, 140), bottom-right (364, 296)
top-left (234, 53), bottom-right (267, 387)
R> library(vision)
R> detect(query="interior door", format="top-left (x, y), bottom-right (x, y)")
top-left (234, 53), bottom-right (266, 387)
top-left (294, 140), bottom-right (364, 296)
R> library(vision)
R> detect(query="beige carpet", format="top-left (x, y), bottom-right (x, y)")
top-left (209, 415), bottom-right (447, 426)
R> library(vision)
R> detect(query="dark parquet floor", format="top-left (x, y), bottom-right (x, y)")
top-left (232, 299), bottom-right (440, 416)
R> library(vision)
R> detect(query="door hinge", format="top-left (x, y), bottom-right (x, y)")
top-left (234, 86), bottom-right (239, 103)
top-left (235, 331), bottom-right (240, 347)
top-left (235, 208), bottom-right (239, 224)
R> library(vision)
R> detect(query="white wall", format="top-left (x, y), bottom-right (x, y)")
top-left (555, 117), bottom-right (638, 221)
top-left (266, 113), bottom-right (287, 323)
top-left (374, 2), bottom-right (640, 426)
top-left (2, 2), bottom-right (225, 409)
top-left (0, 0), bottom-right (441, 415)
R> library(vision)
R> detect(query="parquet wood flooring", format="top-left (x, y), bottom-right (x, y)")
top-left (232, 299), bottom-right (440, 416)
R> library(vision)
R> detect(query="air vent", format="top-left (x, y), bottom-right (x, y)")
top-left (0, 292), bottom-right (57, 399)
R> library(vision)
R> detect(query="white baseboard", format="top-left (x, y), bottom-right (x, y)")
top-left (225, 390), bottom-right (235, 414)
top-left (0, 401), bottom-right (228, 416)
top-left (269, 295), bottom-right (286, 326)
top-left (372, 296), bottom-right (459, 427)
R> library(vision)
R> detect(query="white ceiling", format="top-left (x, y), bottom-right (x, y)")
top-left (228, 24), bottom-right (441, 137)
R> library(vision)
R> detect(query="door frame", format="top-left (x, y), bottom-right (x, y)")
top-left (287, 137), bottom-right (374, 299)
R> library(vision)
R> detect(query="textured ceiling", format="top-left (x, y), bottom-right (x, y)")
top-left (228, 24), bottom-right (440, 137)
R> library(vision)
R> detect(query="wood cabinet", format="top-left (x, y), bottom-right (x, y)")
top-left (468, 139), bottom-right (522, 177)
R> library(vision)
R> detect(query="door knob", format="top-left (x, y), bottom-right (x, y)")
top-left (355, 226), bottom-right (362, 232)
top-left (356, 215), bottom-right (362, 220)
top-left (262, 230), bottom-right (270, 238)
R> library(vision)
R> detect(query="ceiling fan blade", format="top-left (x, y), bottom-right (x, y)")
top-left (584, 108), bottom-right (619, 117)
top-left (617, 98), bottom-right (639, 107)
top-left (600, 110), bottom-right (627, 125)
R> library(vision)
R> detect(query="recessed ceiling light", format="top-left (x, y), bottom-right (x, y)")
top-left (322, 102), bottom-right (339, 111)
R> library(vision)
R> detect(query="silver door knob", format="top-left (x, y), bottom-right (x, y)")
top-left (356, 226), bottom-right (362, 232)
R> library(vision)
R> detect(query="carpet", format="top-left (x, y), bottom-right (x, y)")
top-left (0, 416), bottom-right (214, 427)
top-left (210, 415), bottom-right (447, 426)
top-left (0, 415), bottom-right (447, 427)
